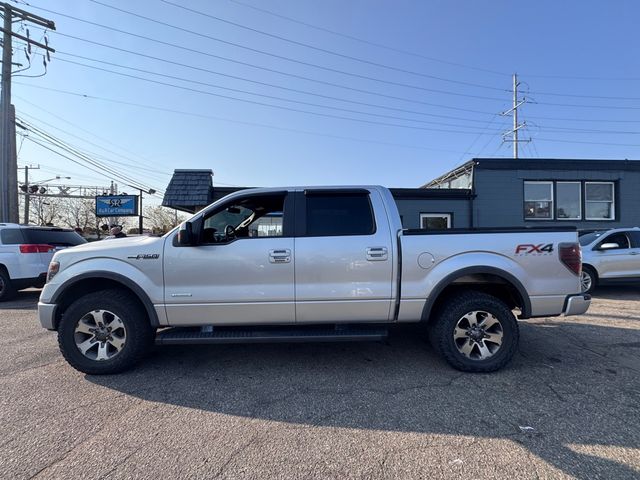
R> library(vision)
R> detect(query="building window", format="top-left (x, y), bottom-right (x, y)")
top-left (556, 182), bottom-right (581, 220)
top-left (585, 182), bottom-right (615, 220)
top-left (420, 213), bottom-right (451, 230)
top-left (524, 181), bottom-right (553, 219)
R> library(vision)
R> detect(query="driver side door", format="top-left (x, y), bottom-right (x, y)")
top-left (163, 192), bottom-right (295, 326)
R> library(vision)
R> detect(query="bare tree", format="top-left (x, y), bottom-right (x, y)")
top-left (143, 205), bottom-right (187, 234)
top-left (61, 197), bottom-right (94, 231)
top-left (30, 195), bottom-right (62, 226)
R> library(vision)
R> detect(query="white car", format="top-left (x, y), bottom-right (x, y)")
top-left (579, 227), bottom-right (640, 293)
top-left (0, 223), bottom-right (86, 301)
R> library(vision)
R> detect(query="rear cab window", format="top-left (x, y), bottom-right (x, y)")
top-left (303, 191), bottom-right (376, 236)
top-left (22, 229), bottom-right (86, 247)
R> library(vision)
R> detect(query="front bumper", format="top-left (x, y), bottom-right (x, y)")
top-left (38, 302), bottom-right (57, 330)
top-left (562, 293), bottom-right (591, 316)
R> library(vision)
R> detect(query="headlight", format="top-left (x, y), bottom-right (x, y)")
top-left (47, 261), bottom-right (60, 283)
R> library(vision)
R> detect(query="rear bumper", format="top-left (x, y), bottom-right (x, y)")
top-left (562, 293), bottom-right (591, 316)
top-left (38, 302), bottom-right (57, 330)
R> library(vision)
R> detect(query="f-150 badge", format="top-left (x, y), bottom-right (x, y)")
top-left (127, 253), bottom-right (160, 260)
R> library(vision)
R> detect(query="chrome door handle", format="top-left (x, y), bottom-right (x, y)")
top-left (366, 246), bottom-right (388, 261)
top-left (269, 249), bottom-right (291, 263)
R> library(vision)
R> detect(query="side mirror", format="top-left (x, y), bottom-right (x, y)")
top-left (177, 221), bottom-right (195, 246)
top-left (599, 242), bottom-right (619, 250)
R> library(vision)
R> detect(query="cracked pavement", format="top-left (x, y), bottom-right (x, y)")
top-left (1, 286), bottom-right (639, 479)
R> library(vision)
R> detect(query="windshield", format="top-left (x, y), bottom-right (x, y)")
top-left (579, 230), bottom-right (607, 246)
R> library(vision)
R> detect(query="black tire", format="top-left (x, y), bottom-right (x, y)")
top-left (580, 265), bottom-right (597, 294)
top-left (428, 290), bottom-right (519, 373)
top-left (0, 268), bottom-right (16, 302)
top-left (57, 289), bottom-right (154, 375)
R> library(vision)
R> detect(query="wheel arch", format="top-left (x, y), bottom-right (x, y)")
top-left (421, 266), bottom-right (531, 323)
top-left (50, 271), bottom-right (159, 330)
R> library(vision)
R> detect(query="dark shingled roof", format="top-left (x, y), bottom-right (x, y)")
top-left (162, 169), bottom-right (213, 213)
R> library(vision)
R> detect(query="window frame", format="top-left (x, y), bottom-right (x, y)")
top-left (524, 181), bottom-right (554, 220)
top-left (585, 181), bottom-right (615, 221)
top-left (297, 189), bottom-right (377, 237)
top-left (555, 181), bottom-right (582, 221)
top-left (198, 191), bottom-right (293, 245)
top-left (419, 213), bottom-right (452, 230)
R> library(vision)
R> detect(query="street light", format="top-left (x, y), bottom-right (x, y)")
top-left (20, 175), bottom-right (71, 224)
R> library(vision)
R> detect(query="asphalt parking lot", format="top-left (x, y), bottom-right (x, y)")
top-left (1, 288), bottom-right (639, 479)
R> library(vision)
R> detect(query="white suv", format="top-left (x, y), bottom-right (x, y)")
top-left (0, 224), bottom-right (86, 301)
top-left (579, 227), bottom-right (640, 293)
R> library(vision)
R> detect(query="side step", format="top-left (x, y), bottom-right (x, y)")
top-left (155, 324), bottom-right (388, 346)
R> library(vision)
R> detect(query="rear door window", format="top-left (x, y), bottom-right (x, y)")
top-left (0, 229), bottom-right (26, 244)
top-left (305, 193), bottom-right (375, 236)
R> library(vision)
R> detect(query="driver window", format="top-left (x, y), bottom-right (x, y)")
top-left (601, 233), bottom-right (630, 250)
top-left (202, 194), bottom-right (286, 243)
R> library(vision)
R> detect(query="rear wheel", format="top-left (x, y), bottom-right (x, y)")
top-left (429, 290), bottom-right (519, 372)
top-left (58, 289), bottom-right (154, 374)
top-left (0, 268), bottom-right (16, 302)
top-left (580, 266), bottom-right (597, 294)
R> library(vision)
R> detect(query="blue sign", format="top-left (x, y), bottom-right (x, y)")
top-left (95, 195), bottom-right (139, 217)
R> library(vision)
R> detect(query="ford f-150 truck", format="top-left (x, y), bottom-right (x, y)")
top-left (38, 186), bottom-right (590, 375)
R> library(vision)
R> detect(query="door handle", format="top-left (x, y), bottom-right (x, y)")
top-left (630, 251), bottom-right (640, 255)
top-left (366, 246), bottom-right (388, 261)
top-left (269, 249), bottom-right (291, 263)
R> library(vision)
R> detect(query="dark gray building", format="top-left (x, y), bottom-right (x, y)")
top-left (423, 158), bottom-right (640, 230)
top-left (162, 158), bottom-right (640, 231)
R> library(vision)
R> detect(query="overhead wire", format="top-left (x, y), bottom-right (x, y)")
top-left (29, 3), bottom-right (509, 102)
top-left (225, 0), bottom-right (509, 77)
top-left (152, 0), bottom-right (508, 92)
top-left (18, 117), bottom-right (165, 195)
top-left (14, 82), bottom-right (491, 156)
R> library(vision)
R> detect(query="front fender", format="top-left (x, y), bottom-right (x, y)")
top-left (40, 257), bottom-right (164, 327)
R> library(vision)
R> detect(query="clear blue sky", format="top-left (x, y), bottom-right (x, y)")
top-left (12, 0), bottom-right (640, 203)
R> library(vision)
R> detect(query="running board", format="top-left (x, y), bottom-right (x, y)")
top-left (155, 325), bottom-right (388, 345)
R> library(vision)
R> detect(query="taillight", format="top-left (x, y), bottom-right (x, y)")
top-left (19, 244), bottom-right (55, 254)
top-left (559, 242), bottom-right (582, 275)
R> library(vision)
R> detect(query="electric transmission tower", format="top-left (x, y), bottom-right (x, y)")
top-left (501, 73), bottom-right (531, 159)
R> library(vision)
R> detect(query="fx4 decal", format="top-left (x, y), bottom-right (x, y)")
top-left (515, 243), bottom-right (554, 255)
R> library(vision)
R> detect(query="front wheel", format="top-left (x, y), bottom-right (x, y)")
top-left (58, 289), bottom-right (154, 375)
top-left (429, 290), bottom-right (519, 372)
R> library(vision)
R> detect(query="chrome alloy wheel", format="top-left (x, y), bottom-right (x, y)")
top-left (453, 310), bottom-right (504, 361)
top-left (74, 310), bottom-right (127, 361)
top-left (580, 270), bottom-right (592, 293)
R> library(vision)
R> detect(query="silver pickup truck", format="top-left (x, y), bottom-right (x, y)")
top-left (38, 186), bottom-right (590, 375)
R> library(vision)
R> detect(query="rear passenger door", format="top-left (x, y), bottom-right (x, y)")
top-left (629, 231), bottom-right (640, 277)
top-left (294, 189), bottom-right (394, 323)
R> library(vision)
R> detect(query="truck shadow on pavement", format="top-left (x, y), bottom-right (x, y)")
top-left (88, 320), bottom-right (640, 479)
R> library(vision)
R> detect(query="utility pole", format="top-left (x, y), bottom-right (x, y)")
top-left (21, 164), bottom-right (39, 224)
top-left (0, 2), bottom-right (55, 223)
top-left (501, 73), bottom-right (530, 159)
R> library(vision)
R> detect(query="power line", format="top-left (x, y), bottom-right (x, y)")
top-left (17, 108), bottom-right (173, 180)
top-left (153, 0), bottom-right (508, 92)
top-left (52, 53), bottom-right (503, 132)
top-left (15, 93), bottom-right (171, 169)
top-left (54, 49), bottom-right (497, 126)
top-left (45, 56), bottom-right (506, 136)
top-left (14, 82), bottom-right (492, 156)
top-left (18, 118), bottom-right (164, 195)
top-left (226, 0), bottom-right (509, 77)
top-left (31, 3), bottom-right (508, 102)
